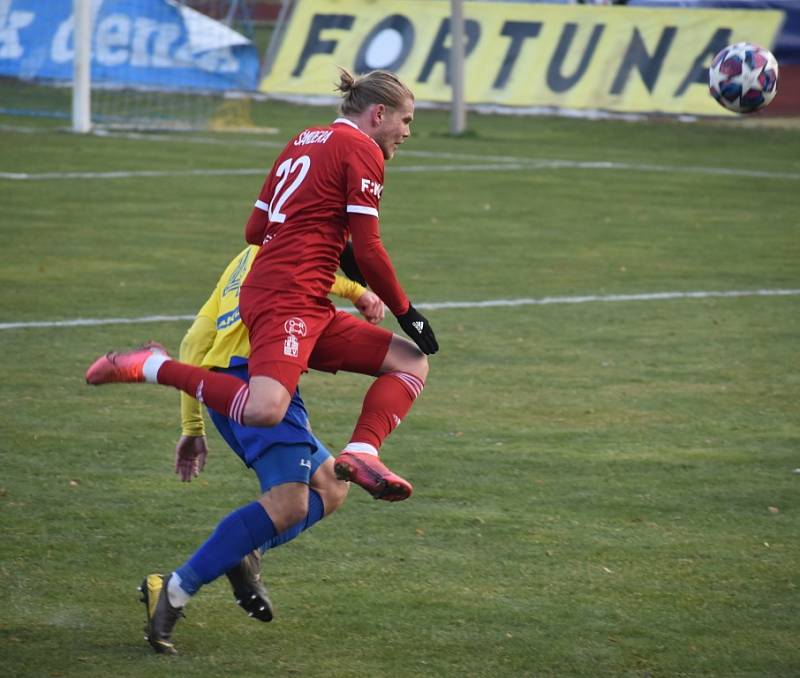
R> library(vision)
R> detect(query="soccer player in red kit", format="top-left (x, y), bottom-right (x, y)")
top-left (87, 69), bottom-right (437, 512)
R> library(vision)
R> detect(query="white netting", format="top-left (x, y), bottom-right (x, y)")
top-left (0, 0), bottom-right (263, 130)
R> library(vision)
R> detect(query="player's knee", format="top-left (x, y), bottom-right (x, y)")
top-left (260, 485), bottom-right (309, 533)
top-left (321, 479), bottom-right (349, 515)
top-left (279, 493), bottom-right (309, 528)
top-left (400, 349), bottom-right (429, 383)
top-left (385, 336), bottom-right (429, 382)
top-left (411, 352), bottom-right (429, 382)
top-left (310, 458), bottom-right (349, 515)
top-left (244, 399), bottom-right (288, 428)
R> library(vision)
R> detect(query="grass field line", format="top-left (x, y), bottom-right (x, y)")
top-left (0, 165), bottom-right (535, 180)
top-left (3, 124), bottom-right (800, 181)
top-left (94, 131), bottom-right (536, 164)
top-left (95, 129), bottom-right (541, 164)
top-left (4, 160), bottom-right (800, 181)
top-left (2, 288), bottom-right (798, 331)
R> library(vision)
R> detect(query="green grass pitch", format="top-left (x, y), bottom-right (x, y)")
top-left (1, 102), bottom-right (799, 677)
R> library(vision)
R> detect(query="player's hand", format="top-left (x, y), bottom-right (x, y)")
top-left (174, 435), bottom-right (208, 482)
top-left (396, 304), bottom-right (438, 355)
top-left (339, 240), bottom-right (367, 286)
top-left (355, 289), bottom-right (385, 325)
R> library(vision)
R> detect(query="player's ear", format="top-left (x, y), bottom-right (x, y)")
top-left (372, 103), bottom-right (386, 126)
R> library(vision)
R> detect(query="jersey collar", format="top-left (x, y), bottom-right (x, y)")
top-left (332, 116), bottom-right (380, 149)
top-left (333, 117), bottom-right (358, 129)
top-left (332, 117), bottom-right (371, 140)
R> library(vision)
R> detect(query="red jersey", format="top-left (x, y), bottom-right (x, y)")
top-left (243, 118), bottom-right (409, 315)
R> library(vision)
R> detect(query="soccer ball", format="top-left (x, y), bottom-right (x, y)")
top-left (708, 43), bottom-right (779, 114)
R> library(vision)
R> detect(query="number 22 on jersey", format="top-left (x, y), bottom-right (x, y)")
top-left (268, 155), bottom-right (311, 223)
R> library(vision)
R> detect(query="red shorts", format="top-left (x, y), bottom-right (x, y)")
top-left (240, 287), bottom-right (393, 394)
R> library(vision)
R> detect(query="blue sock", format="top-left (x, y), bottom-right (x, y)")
top-left (175, 501), bottom-right (276, 595)
top-left (260, 489), bottom-right (325, 553)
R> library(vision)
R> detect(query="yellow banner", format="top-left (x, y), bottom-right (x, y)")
top-left (261, 0), bottom-right (783, 116)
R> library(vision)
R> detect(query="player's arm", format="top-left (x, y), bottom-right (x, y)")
top-left (179, 301), bottom-right (216, 437)
top-left (330, 274), bottom-right (385, 325)
top-left (348, 213), bottom-right (407, 314)
top-left (338, 240), bottom-right (384, 323)
top-left (245, 200), bottom-right (269, 245)
top-left (174, 296), bottom-right (216, 481)
top-left (345, 142), bottom-right (438, 353)
top-left (245, 160), bottom-right (279, 244)
top-left (349, 213), bottom-right (437, 352)
top-left (339, 240), bottom-right (367, 286)
top-left (330, 273), bottom-right (365, 303)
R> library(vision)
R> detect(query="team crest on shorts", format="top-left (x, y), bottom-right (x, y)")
top-left (282, 317), bottom-right (306, 357)
top-left (284, 334), bottom-right (299, 357)
top-left (284, 317), bottom-right (307, 336)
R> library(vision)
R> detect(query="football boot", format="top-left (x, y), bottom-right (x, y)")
top-left (225, 549), bottom-right (273, 622)
top-left (139, 573), bottom-right (184, 655)
top-left (86, 341), bottom-right (169, 385)
top-left (334, 452), bottom-right (412, 501)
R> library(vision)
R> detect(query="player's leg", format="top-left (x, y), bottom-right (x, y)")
top-left (335, 335), bottom-right (428, 501)
top-left (247, 438), bottom-right (348, 549)
top-left (309, 455), bottom-right (349, 516)
top-left (203, 363), bottom-right (346, 611)
top-left (86, 292), bottom-right (325, 427)
top-left (236, 297), bottom-right (333, 426)
top-left (85, 343), bottom-right (291, 427)
top-left (140, 495), bottom-right (281, 652)
top-left (139, 460), bottom-right (310, 651)
top-left (310, 314), bottom-right (429, 501)
top-left (208, 386), bottom-right (316, 621)
top-left (256, 454), bottom-right (349, 550)
top-left (170, 449), bottom-right (313, 593)
top-left (225, 448), bottom-right (348, 621)
top-left (198, 405), bottom-right (281, 623)
top-left (347, 333), bottom-right (429, 450)
top-left (240, 374), bottom-right (292, 426)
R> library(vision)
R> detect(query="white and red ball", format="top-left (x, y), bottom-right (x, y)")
top-left (708, 42), bottom-right (779, 114)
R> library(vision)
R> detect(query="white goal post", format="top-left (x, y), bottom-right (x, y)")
top-left (72, 0), bottom-right (92, 133)
top-left (68, 0), bottom-right (261, 132)
top-left (449, 0), bottom-right (466, 135)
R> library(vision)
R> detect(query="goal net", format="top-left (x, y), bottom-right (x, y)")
top-left (0, 0), bottom-right (262, 130)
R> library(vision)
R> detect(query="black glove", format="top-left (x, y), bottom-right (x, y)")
top-left (339, 240), bottom-right (367, 286)
top-left (396, 304), bottom-right (438, 355)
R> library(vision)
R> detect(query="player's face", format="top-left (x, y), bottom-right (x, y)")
top-left (374, 98), bottom-right (414, 160)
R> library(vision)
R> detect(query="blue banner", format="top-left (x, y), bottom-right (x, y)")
top-left (0, 0), bottom-right (260, 91)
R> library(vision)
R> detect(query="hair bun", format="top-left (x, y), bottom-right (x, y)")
top-left (336, 67), bottom-right (356, 93)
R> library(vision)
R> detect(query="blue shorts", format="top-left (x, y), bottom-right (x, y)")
top-left (207, 364), bottom-right (332, 493)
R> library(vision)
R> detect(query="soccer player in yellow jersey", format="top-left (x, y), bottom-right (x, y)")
top-left (140, 244), bottom-right (384, 655)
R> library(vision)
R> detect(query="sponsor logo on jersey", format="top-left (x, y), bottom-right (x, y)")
top-left (284, 317), bottom-right (307, 336)
top-left (360, 178), bottom-right (383, 198)
top-left (216, 307), bottom-right (241, 330)
top-left (222, 249), bottom-right (252, 298)
top-left (294, 129), bottom-right (333, 146)
top-left (284, 334), bottom-right (299, 357)
top-left (299, 459), bottom-right (312, 469)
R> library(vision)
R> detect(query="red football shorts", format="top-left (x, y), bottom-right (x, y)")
top-left (240, 288), bottom-right (393, 393)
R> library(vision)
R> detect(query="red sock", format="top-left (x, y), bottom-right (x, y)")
top-left (349, 372), bottom-right (424, 451)
top-left (157, 361), bottom-right (249, 424)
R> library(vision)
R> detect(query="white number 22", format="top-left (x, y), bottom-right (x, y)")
top-left (268, 155), bottom-right (311, 223)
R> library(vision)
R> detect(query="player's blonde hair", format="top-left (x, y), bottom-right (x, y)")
top-left (335, 68), bottom-right (414, 115)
